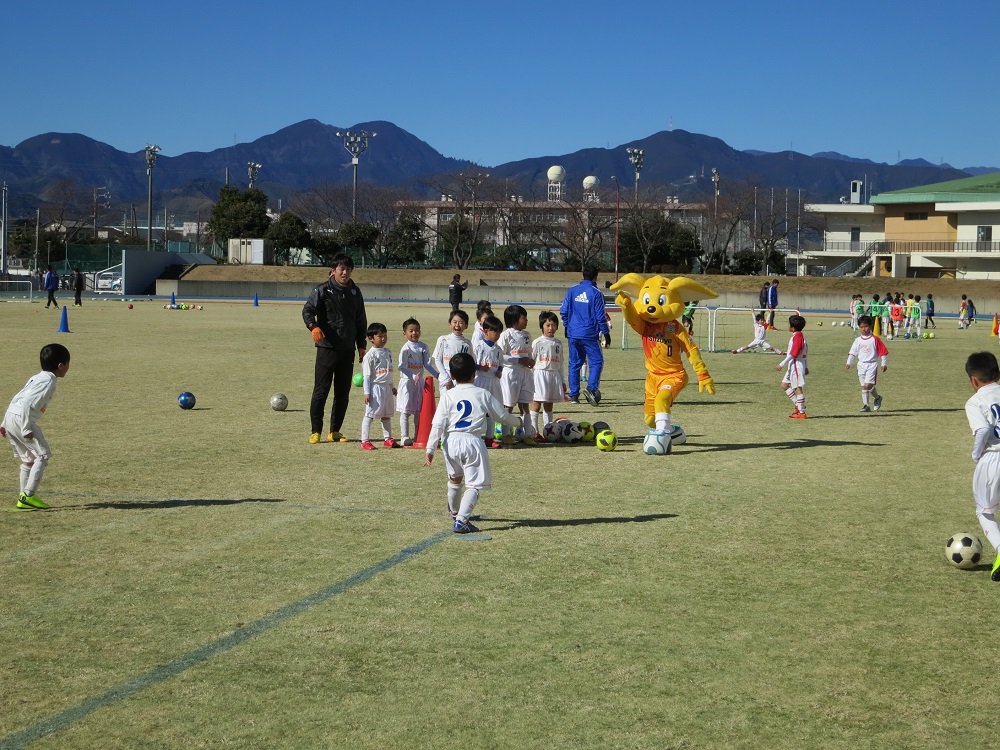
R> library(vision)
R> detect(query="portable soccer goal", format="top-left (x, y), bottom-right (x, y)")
top-left (0, 280), bottom-right (33, 302)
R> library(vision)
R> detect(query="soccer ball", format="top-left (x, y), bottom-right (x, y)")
top-left (178, 391), bottom-right (196, 410)
top-left (591, 420), bottom-right (611, 434)
top-left (352, 372), bottom-right (364, 387)
top-left (903, 332), bottom-right (910, 339)
top-left (669, 424), bottom-right (687, 446)
top-left (946, 533), bottom-right (983, 569)
top-left (595, 430), bottom-right (618, 451)
top-left (642, 430), bottom-right (671, 455)
top-left (543, 422), bottom-right (562, 443)
top-left (886, 334), bottom-right (894, 340)
top-left (270, 393), bottom-right (288, 411)
top-left (922, 332), bottom-right (929, 339)
top-left (929, 332), bottom-right (935, 339)
top-left (578, 421), bottom-right (595, 441)
top-left (817, 321), bottom-right (823, 326)
top-left (561, 421), bottom-right (585, 443)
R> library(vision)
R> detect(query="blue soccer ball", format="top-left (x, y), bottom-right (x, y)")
top-left (642, 429), bottom-right (672, 455)
top-left (178, 391), bottom-right (197, 410)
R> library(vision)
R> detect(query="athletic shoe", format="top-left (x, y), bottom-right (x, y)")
top-left (992, 556), bottom-right (1000, 582)
top-left (522, 435), bottom-right (538, 446)
top-left (569, 396), bottom-right (580, 404)
top-left (309, 432), bottom-right (321, 445)
top-left (873, 395), bottom-right (883, 412)
top-left (502, 435), bottom-right (517, 446)
top-left (532, 433), bottom-right (545, 443)
top-left (731, 349), bottom-right (739, 354)
top-left (789, 412), bottom-right (807, 420)
top-left (17, 493), bottom-right (49, 510)
top-left (383, 438), bottom-right (400, 448)
top-left (401, 438), bottom-right (414, 447)
top-left (454, 519), bottom-right (480, 534)
top-left (859, 405), bottom-right (870, 413)
top-left (484, 438), bottom-right (502, 449)
top-left (328, 431), bottom-right (349, 443)
top-left (361, 440), bottom-right (376, 451)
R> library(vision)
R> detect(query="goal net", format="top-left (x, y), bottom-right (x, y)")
top-left (0, 280), bottom-right (33, 302)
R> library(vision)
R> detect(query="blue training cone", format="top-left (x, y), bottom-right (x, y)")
top-left (170, 291), bottom-right (176, 306)
top-left (253, 292), bottom-right (259, 307)
top-left (58, 306), bottom-right (71, 334)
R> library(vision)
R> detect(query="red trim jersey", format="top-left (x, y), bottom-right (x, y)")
top-left (846, 334), bottom-right (888, 367)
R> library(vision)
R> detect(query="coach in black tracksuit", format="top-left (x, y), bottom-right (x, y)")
top-left (302, 254), bottom-right (368, 442)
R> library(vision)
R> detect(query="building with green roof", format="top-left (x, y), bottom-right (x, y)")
top-left (799, 173), bottom-right (1000, 279)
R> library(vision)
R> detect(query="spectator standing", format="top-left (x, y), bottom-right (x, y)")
top-left (43, 266), bottom-right (59, 309)
top-left (758, 283), bottom-right (769, 313)
top-left (560, 265), bottom-right (611, 406)
top-left (448, 274), bottom-right (468, 312)
top-left (71, 268), bottom-right (85, 307)
top-left (766, 279), bottom-right (779, 329)
top-left (302, 254), bottom-right (368, 445)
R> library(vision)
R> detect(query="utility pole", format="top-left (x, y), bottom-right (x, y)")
top-left (145, 144), bottom-right (160, 252)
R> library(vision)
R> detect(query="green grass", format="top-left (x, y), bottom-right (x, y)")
top-left (1, 298), bottom-right (999, 749)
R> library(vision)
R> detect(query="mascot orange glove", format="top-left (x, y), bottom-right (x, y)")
top-left (311, 327), bottom-right (324, 344)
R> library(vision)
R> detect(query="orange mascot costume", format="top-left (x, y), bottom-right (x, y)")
top-left (610, 274), bottom-right (718, 448)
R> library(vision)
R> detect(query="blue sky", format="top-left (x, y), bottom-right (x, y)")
top-left (6, 0), bottom-right (999, 169)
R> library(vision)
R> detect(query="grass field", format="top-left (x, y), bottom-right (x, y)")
top-left (2, 297), bottom-right (1000, 749)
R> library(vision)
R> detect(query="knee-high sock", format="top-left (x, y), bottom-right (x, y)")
top-left (543, 407), bottom-right (553, 427)
top-left (862, 389), bottom-right (870, 407)
top-left (978, 507), bottom-right (1000, 553)
top-left (655, 411), bottom-right (671, 433)
top-left (795, 394), bottom-right (805, 413)
top-left (380, 418), bottom-right (392, 440)
top-left (20, 463), bottom-right (31, 494)
top-left (457, 488), bottom-right (480, 523)
top-left (361, 416), bottom-right (373, 442)
top-left (400, 414), bottom-right (411, 440)
top-left (521, 412), bottom-right (532, 434)
top-left (528, 411), bottom-right (539, 435)
top-left (25, 458), bottom-right (46, 496)
top-left (447, 482), bottom-right (462, 515)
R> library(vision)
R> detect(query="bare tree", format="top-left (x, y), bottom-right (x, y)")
top-left (413, 171), bottom-right (498, 269)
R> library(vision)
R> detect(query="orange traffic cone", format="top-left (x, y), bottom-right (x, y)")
top-left (873, 315), bottom-right (881, 337)
top-left (410, 376), bottom-right (437, 449)
top-left (992, 313), bottom-right (998, 337)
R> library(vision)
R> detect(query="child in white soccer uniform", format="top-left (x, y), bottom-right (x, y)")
top-left (1, 343), bottom-right (71, 510)
top-left (776, 315), bottom-right (808, 419)
top-left (473, 315), bottom-right (505, 448)
top-left (497, 304), bottom-right (536, 444)
top-left (396, 318), bottom-right (439, 446)
top-left (425, 353), bottom-right (522, 534)
top-left (963, 351), bottom-right (1000, 580)
top-left (529, 311), bottom-right (567, 439)
top-left (433, 309), bottom-right (472, 391)
top-left (845, 315), bottom-right (888, 413)
top-left (470, 300), bottom-right (493, 348)
top-left (732, 313), bottom-right (785, 355)
top-left (360, 323), bottom-right (399, 450)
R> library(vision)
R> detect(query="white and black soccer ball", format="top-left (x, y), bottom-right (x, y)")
top-left (642, 430), bottom-right (671, 455)
top-left (669, 424), bottom-right (687, 446)
top-left (561, 421), bottom-right (584, 443)
top-left (543, 422), bottom-right (563, 443)
top-left (270, 393), bottom-right (288, 411)
top-left (946, 532), bottom-right (983, 569)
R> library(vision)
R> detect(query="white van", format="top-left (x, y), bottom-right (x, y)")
top-left (96, 272), bottom-right (122, 293)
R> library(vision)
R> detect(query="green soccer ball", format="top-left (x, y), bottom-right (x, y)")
top-left (595, 430), bottom-right (618, 452)
top-left (352, 372), bottom-right (364, 387)
top-left (928, 332), bottom-right (935, 339)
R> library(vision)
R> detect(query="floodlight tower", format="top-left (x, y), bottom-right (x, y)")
top-left (337, 130), bottom-right (377, 220)
top-left (626, 147), bottom-right (644, 203)
top-left (145, 144), bottom-right (161, 252)
top-left (248, 162), bottom-right (262, 189)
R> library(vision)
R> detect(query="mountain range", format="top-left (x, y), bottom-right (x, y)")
top-left (0, 119), bottom-right (991, 219)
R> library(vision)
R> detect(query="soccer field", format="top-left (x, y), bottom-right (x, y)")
top-left (2, 298), bottom-right (999, 749)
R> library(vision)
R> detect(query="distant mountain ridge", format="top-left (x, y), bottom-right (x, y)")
top-left (0, 119), bottom-right (993, 217)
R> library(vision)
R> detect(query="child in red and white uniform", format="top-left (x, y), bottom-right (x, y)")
top-left (845, 315), bottom-right (888, 413)
top-left (776, 314), bottom-right (809, 419)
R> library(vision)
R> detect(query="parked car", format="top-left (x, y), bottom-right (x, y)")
top-left (96, 272), bottom-right (122, 293)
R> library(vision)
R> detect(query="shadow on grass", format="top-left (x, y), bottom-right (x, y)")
top-left (691, 438), bottom-right (882, 452)
top-left (807, 407), bottom-right (963, 420)
top-left (487, 512), bottom-right (677, 531)
top-left (70, 497), bottom-right (286, 511)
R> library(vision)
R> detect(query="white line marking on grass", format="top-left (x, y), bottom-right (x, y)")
top-left (0, 529), bottom-right (452, 750)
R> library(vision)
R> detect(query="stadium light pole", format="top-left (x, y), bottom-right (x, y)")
top-left (336, 130), bottom-right (377, 221)
top-left (248, 162), bottom-right (262, 189)
top-left (610, 176), bottom-right (621, 281)
top-left (712, 168), bottom-right (720, 268)
top-left (626, 147), bottom-right (644, 204)
top-left (145, 144), bottom-right (161, 252)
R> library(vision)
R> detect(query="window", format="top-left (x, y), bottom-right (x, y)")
top-left (904, 212), bottom-right (928, 221)
top-left (978, 226), bottom-right (993, 242)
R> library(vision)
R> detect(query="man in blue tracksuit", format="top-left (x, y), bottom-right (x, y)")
top-left (560, 266), bottom-right (611, 406)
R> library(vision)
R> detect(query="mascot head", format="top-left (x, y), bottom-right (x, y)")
top-left (610, 274), bottom-right (719, 324)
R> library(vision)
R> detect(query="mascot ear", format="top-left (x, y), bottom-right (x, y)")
top-left (610, 273), bottom-right (647, 301)
top-left (666, 276), bottom-right (719, 303)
